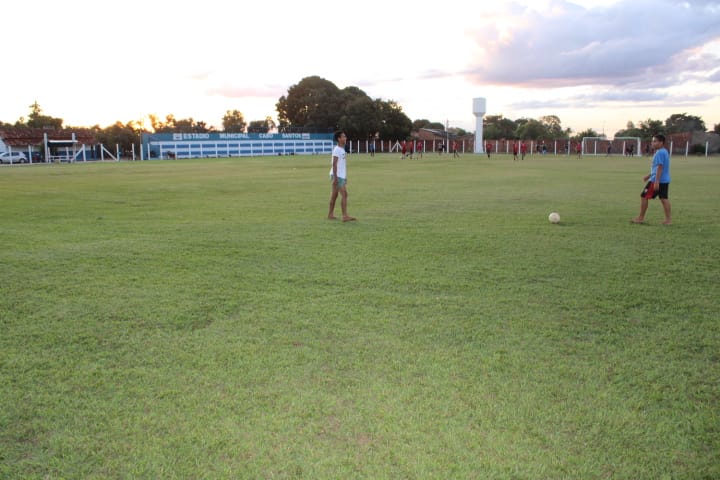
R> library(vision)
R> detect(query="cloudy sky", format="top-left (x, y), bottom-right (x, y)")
top-left (3, 0), bottom-right (719, 136)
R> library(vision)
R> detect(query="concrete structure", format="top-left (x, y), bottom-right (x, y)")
top-left (473, 97), bottom-right (486, 154)
top-left (141, 132), bottom-right (334, 160)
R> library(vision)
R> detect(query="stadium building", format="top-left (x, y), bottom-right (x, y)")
top-left (141, 132), bottom-right (334, 159)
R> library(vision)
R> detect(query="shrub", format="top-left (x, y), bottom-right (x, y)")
top-left (690, 143), bottom-right (706, 155)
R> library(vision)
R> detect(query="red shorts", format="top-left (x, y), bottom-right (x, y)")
top-left (641, 181), bottom-right (669, 199)
top-left (641, 181), bottom-right (655, 199)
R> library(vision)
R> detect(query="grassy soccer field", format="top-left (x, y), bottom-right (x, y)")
top-left (1, 153), bottom-right (718, 479)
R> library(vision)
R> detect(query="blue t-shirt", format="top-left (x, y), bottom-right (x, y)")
top-left (650, 148), bottom-right (670, 183)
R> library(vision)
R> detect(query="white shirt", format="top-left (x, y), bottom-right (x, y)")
top-left (330, 145), bottom-right (347, 179)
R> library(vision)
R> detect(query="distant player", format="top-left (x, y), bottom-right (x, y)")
top-left (632, 134), bottom-right (671, 225)
top-left (576, 143), bottom-right (582, 159)
top-left (520, 142), bottom-right (527, 160)
top-left (415, 140), bottom-right (423, 159)
top-left (328, 130), bottom-right (356, 222)
top-left (453, 140), bottom-right (459, 158)
top-left (512, 142), bottom-right (519, 161)
top-left (486, 141), bottom-right (492, 158)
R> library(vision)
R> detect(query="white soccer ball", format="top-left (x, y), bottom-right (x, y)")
top-left (548, 212), bottom-right (561, 224)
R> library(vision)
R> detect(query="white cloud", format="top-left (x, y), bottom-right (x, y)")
top-left (464, 0), bottom-right (720, 88)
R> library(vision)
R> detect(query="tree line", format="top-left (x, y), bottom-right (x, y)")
top-left (3, 86), bottom-right (718, 156)
top-left (483, 113), bottom-right (713, 142)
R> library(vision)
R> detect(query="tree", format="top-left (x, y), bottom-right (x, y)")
top-left (540, 115), bottom-right (565, 138)
top-left (95, 120), bottom-right (144, 156)
top-left (276, 76), bottom-right (342, 133)
top-left (222, 109), bottom-right (247, 133)
top-left (247, 116), bottom-right (276, 133)
top-left (484, 115), bottom-right (517, 139)
top-left (376, 100), bottom-right (412, 140)
top-left (639, 118), bottom-right (664, 139)
top-left (665, 113), bottom-right (705, 134)
top-left (149, 114), bottom-right (176, 133)
top-left (339, 87), bottom-right (380, 139)
top-left (150, 114), bottom-right (211, 133)
top-left (573, 128), bottom-right (599, 140)
top-left (614, 120), bottom-right (643, 138)
top-left (182, 119), bottom-right (211, 133)
top-left (515, 119), bottom-right (547, 140)
top-left (615, 118), bottom-right (663, 140)
top-left (148, 114), bottom-right (164, 132)
top-left (25, 101), bottom-right (63, 129)
top-left (714, 123), bottom-right (720, 134)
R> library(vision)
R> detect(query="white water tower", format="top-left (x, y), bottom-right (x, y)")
top-left (473, 97), bottom-right (486, 154)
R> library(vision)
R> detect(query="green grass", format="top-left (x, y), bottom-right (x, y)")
top-left (1, 153), bottom-right (718, 479)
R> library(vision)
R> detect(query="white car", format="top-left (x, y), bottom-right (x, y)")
top-left (0, 151), bottom-right (28, 164)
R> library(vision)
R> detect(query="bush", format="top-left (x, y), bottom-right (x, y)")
top-left (690, 143), bottom-right (706, 155)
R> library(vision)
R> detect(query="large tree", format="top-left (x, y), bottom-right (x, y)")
top-left (540, 115), bottom-right (566, 139)
top-left (276, 76), bottom-right (413, 139)
top-left (276, 76), bottom-right (342, 133)
top-left (376, 100), bottom-right (412, 140)
top-left (484, 115), bottom-right (517, 139)
top-left (665, 113), bottom-right (705, 134)
top-left (515, 119), bottom-right (547, 140)
top-left (639, 118), bottom-right (665, 138)
top-left (338, 86), bottom-right (381, 139)
top-left (222, 110), bottom-right (247, 133)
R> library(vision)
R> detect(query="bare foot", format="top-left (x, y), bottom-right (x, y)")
top-left (631, 217), bottom-right (645, 224)
top-left (342, 216), bottom-right (357, 222)
top-left (662, 220), bottom-right (672, 226)
top-left (328, 215), bottom-right (338, 220)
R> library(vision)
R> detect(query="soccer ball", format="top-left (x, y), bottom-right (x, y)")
top-left (548, 212), bottom-right (561, 224)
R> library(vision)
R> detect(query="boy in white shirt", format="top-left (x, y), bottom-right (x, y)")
top-left (328, 130), bottom-right (356, 222)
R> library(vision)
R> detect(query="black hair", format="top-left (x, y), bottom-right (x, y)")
top-left (653, 134), bottom-right (666, 144)
top-left (334, 130), bottom-right (345, 142)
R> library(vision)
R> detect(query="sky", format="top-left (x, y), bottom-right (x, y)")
top-left (2, 0), bottom-right (719, 137)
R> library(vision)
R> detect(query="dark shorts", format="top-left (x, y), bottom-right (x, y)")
top-left (641, 181), bottom-right (669, 199)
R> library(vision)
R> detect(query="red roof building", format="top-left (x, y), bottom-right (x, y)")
top-left (0, 127), bottom-right (97, 150)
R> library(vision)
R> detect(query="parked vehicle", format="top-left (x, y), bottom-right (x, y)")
top-left (0, 152), bottom-right (28, 164)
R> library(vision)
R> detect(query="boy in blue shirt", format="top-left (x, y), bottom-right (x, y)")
top-left (632, 134), bottom-right (671, 225)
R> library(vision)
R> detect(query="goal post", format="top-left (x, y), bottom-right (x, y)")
top-left (581, 136), bottom-right (641, 156)
top-left (581, 137), bottom-right (608, 156)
